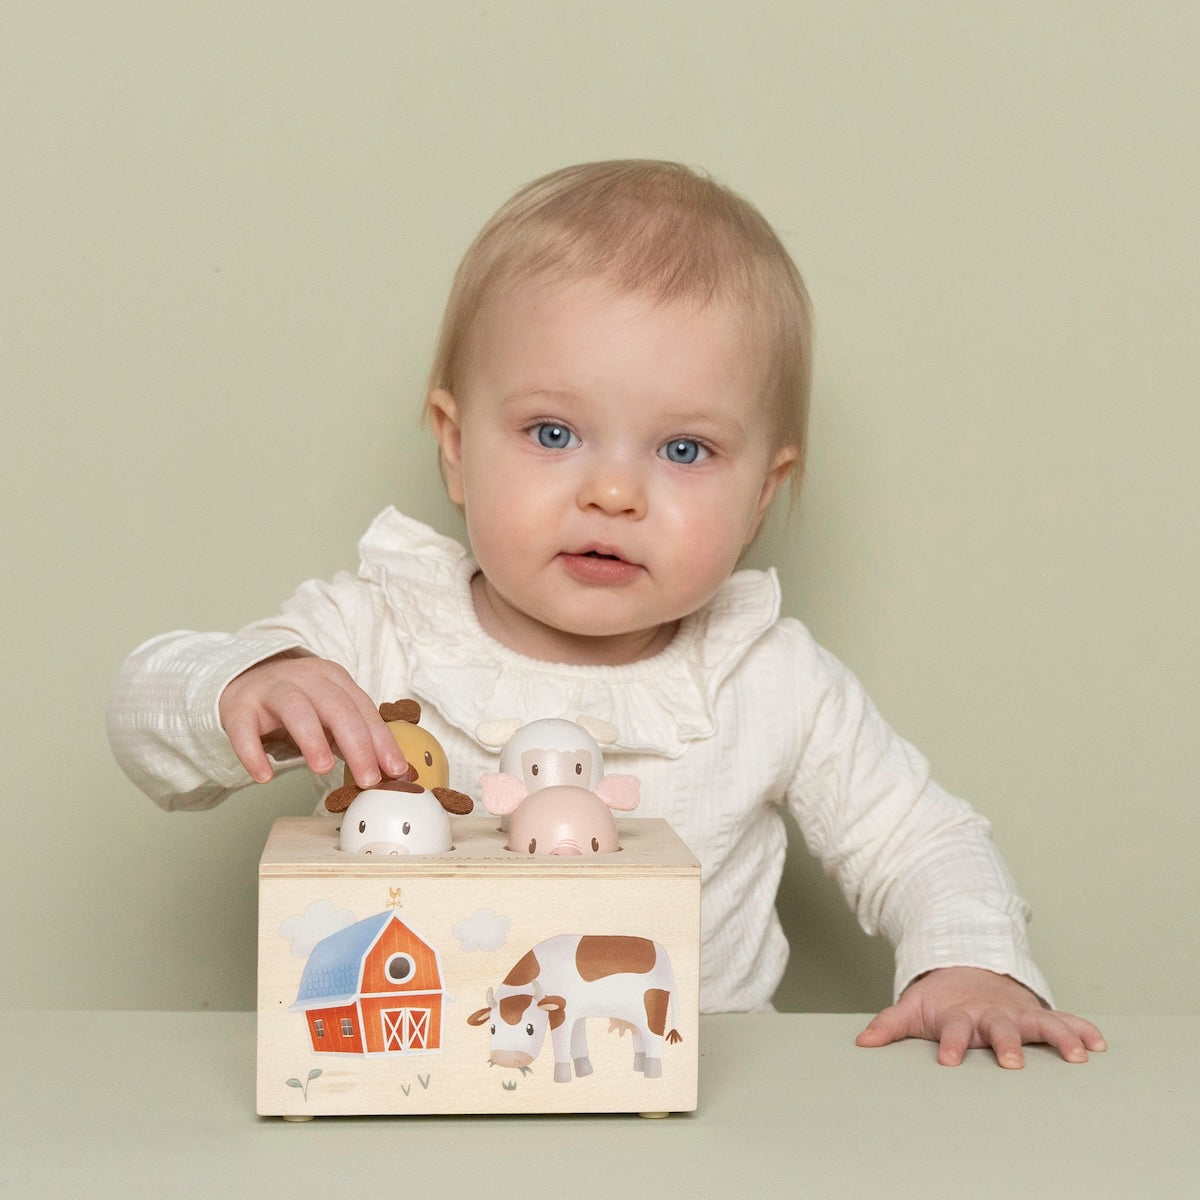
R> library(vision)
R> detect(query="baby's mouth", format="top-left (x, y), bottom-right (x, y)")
top-left (570, 542), bottom-right (632, 564)
top-left (559, 546), bottom-right (642, 582)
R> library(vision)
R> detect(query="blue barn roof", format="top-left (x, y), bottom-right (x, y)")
top-left (292, 911), bottom-right (392, 1010)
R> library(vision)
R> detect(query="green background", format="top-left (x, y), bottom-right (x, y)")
top-left (3, 1), bottom-right (1194, 1015)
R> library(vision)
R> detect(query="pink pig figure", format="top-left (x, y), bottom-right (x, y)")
top-left (476, 716), bottom-right (641, 820)
top-left (494, 783), bottom-right (634, 856)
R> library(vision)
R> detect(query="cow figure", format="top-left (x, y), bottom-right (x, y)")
top-left (467, 934), bottom-right (682, 1083)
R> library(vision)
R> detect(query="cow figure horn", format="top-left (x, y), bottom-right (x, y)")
top-left (475, 718), bottom-right (523, 749)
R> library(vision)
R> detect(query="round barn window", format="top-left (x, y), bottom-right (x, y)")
top-left (384, 953), bottom-right (416, 984)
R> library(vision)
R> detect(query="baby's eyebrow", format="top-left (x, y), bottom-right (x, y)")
top-left (657, 408), bottom-right (749, 442)
top-left (499, 386), bottom-right (580, 410)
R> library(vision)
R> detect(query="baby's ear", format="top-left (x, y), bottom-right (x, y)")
top-left (746, 444), bottom-right (798, 542)
top-left (428, 389), bottom-right (465, 504)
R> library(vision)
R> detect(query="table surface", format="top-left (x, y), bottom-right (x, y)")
top-left (2, 1012), bottom-right (1196, 1199)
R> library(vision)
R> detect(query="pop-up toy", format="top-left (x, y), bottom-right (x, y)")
top-left (256, 702), bottom-right (700, 1120)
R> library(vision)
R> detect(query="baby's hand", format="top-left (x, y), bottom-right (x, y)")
top-left (218, 652), bottom-right (407, 788)
top-left (855, 966), bottom-right (1107, 1069)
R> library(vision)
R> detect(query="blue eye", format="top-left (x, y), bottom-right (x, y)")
top-left (660, 438), bottom-right (708, 465)
top-left (532, 423), bottom-right (579, 450)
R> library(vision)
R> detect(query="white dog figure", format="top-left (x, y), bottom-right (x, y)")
top-left (475, 716), bottom-right (641, 821)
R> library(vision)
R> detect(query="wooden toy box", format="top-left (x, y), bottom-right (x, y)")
top-left (257, 815), bottom-right (700, 1118)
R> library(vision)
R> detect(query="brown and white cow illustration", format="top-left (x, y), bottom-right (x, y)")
top-left (467, 934), bottom-right (682, 1083)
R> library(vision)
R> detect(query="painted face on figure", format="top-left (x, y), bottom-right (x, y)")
top-left (430, 274), bottom-right (795, 666)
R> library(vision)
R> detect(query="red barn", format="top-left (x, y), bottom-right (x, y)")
top-left (291, 911), bottom-right (444, 1055)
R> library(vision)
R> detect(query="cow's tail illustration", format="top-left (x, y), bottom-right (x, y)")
top-left (662, 944), bottom-right (682, 1046)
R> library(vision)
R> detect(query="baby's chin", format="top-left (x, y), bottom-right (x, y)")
top-left (551, 620), bottom-right (681, 666)
top-left (515, 621), bottom-right (680, 667)
top-left (488, 604), bottom-right (669, 666)
top-left (470, 571), bottom-right (688, 665)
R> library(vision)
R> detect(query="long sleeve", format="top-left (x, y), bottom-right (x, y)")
top-left (106, 628), bottom-right (309, 810)
top-left (106, 571), bottom-right (391, 812)
top-left (784, 636), bottom-right (1054, 1004)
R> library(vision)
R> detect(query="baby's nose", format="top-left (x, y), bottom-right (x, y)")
top-left (577, 458), bottom-right (646, 517)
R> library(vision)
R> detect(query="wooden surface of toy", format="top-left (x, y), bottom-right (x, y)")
top-left (257, 814), bottom-right (700, 1118)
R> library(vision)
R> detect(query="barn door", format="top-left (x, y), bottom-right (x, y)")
top-left (381, 1007), bottom-right (431, 1051)
top-left (403, 1007), bottom-right (430, 1049)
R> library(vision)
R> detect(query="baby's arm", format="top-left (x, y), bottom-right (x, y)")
top-left (108, 573), bottom-right (403, 810)
top-left (108, 628), bottom-right (311, 810)
top-left (785, 632), bottom-right (1103, 1066)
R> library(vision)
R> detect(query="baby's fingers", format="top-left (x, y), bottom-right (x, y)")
top-left (218, 655), bottom-right (406, 786)
top-left (1066, 1013), bottom-right (1108, 1054)
top-left (855, 1004), bottom-right (917, 1049)
top-left (260, 683), bottom-right (342, 777)
top-left (328, 688), bottom-right (408, 788)
top-left (224, 711), bottom-right (278, 784)
top-left (1013, 1010), bottom-right (1106, 1064)
top-left (973, 1011), bottom-right (1025, 1069)
top-left (933, 1009), bottom-right (982, 1067)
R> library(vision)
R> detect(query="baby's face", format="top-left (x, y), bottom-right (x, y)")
top-left (430, 274), bottom-right (794, 665)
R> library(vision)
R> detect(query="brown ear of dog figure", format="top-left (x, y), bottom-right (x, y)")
top-left (432, 786), bottom-right (474, 815)
top-left (379, 699), bottom-right (421, 725)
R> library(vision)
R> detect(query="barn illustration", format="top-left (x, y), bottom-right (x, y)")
top-left (291, 911), bottom-right (445, 1056)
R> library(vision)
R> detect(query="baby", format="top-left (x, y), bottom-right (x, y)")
top-left (108, 159), bottom-right (1104, 1068)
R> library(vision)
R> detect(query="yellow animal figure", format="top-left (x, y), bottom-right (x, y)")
top-left (367, 699), bottom-right (450, 791)
top-left (325, 699), bottom-right (469, 814)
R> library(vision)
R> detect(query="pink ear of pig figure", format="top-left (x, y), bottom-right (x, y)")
top-left (498, 784), bottom-right (637, 856)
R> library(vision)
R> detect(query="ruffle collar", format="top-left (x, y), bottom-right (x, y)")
top-left (356, 508), bottom-right (781, 759)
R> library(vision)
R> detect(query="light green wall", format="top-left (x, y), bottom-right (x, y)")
top-left (3, 2), bottom-right (1195, 1014)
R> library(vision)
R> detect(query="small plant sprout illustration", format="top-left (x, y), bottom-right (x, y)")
top-left (502, 1080), bottom-right (518, 1091)
top-left (489, 1059), bottom-right (533, 1077)
top-left (285, 1068), bottom-right (322, 1101)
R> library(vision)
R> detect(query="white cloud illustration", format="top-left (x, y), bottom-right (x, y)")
top-left (279, 899), bottom-right (356, 958)
top-left (453, 908), bottom-right (511, 953)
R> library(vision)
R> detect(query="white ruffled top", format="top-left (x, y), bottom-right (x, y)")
top-left (356, 508), bottom-right (781, 757)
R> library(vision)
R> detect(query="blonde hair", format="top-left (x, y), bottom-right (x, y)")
top-left (425, 159), bottom-right (813, 474)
